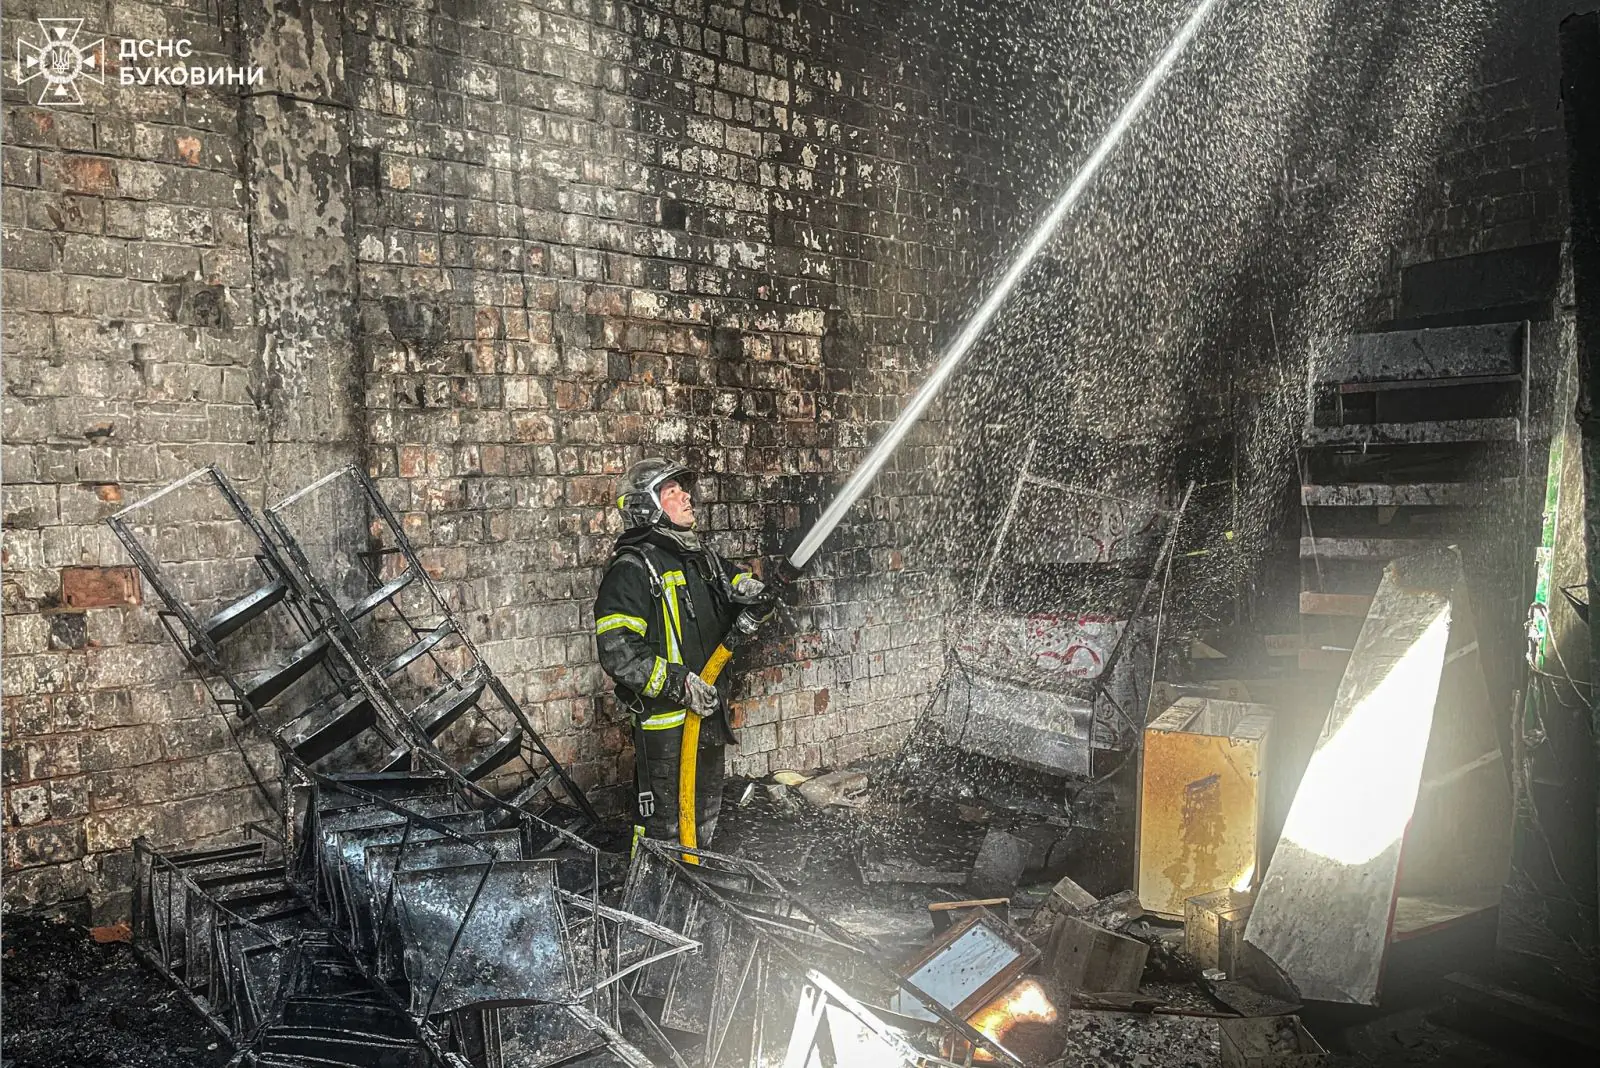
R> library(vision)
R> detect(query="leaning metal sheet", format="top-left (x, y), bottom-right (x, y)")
top-left (615, 847), bottom-right (673, 970)
top-left (393, 858), bottom-right (573, 1016)
top-left (1245, 550), bottom-right (1460, 1004)
top-left (660, 897), bottom-right (734, 1032)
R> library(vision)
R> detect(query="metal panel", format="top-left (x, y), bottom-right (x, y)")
top-left (941, 671), bottom-right (1097, 777)
top-left (1138, 698), bottom-right (1274, 918)
top-left (1245, 550), bottom-right (1465, 1005)
top-left (393, 858), bottom-right (572, 1016)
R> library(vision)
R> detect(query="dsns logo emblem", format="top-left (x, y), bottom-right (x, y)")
top-left (14, 18), bottom-right (104, 106)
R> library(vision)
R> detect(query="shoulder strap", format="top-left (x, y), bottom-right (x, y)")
top-left (611, 544), bottom-right (664, 601)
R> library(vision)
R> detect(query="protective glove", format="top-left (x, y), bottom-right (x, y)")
top-left (733, 575), bottom-right (767, 601)
top-left (683, 672), bottom-right (719, 717)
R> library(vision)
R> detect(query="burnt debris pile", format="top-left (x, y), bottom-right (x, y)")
top-left (107, 465), bottom-right (1039, 1068)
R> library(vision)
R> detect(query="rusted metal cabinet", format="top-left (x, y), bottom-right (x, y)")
top-left (1137, 698), bottom-right (1276, 918)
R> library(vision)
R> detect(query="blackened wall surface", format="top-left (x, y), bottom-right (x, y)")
top-left (2, 0), bottom-right (1587, 920)
top-left (1386, 0), bottom-right (1576, 304)
top-left (2, 0), bottom-right (1075, 918)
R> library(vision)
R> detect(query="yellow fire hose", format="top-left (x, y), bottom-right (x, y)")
top-left (677, 643), bottom-right (733, 863)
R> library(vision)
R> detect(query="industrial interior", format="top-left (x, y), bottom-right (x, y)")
top-left (3, 0), bottom-right (1600, 1066)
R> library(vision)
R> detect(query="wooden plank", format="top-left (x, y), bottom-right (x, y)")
top-left (1246, 549), bottom-right (1464, 1005)
top-left (1310, 322), bottom-right (1523, 385)
top-left (1302, 417), bottom-right (1521, 446)
top-left (1301, 481), bottom-right (1511, 507)
top-left (1299, 592), bottom-right (1373, 617)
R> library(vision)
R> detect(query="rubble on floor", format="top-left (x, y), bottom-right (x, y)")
top-left (37, 465), bottom-right (1556, 1068)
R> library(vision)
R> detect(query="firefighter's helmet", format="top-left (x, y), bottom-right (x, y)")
top-left (616, 457), bottom-right (696, 529)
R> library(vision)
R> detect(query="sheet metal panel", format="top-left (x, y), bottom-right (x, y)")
top-left (1138, 698), bottom-right (1274, 918)
top-left (1244, 550), bottom-right (1464, 1005)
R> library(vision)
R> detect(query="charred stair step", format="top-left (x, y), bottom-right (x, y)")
top-left (1301, 480), bottom-right (1515, 507)
top-left (1300, 592), bottom-right (1376, 616)
top-left (279, 997), bottom-right (414, 1040)
top-left (284, 692), bottom-right (377, 764)
top-left (226, 894), bottom-right (312, 925)
top-left (191, 579), bottom-right (289, 652)
top-left (377, 744), bottom-right (415, 774)
top-left (1300, 536), bottom-right (1446, 560)
top-left (1311, 321), bottom-right (1525, 389)
top-left (1303, 417), bottom-right (1521, 446)
top-left (316, 770), bottom-right (452, 809)
top-left (195, 864), bottom-right (288, 895)
top-left (245, 633), bottom-right (333, 708)
top-left (156, 840), bottom-right (269, 870)
top-left (341, 569), bottom-right (415, 623)
top-left (255, 1027), bottom-right (431, 1068)
top-left (461, 724), bottom-right (523, 782)
top-left (378, 620), bottom-right (453, 677)
top-left (413, 672), bottom-right (488, 739)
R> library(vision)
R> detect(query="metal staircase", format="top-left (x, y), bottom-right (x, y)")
top-left (107, 465), bottom-right (597, 834)
top-left (1297, 319), bottom-right (1532, 681)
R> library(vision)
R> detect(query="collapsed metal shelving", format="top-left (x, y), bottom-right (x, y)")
top-left (111, 464), bottom-right (1039, 1068)
top-left (109, 466), bottom-right (625, 1065)
top-left (132, 766), bottom-right (696, 1068)
top-left (617, 840), bottom-right (1023, 1067)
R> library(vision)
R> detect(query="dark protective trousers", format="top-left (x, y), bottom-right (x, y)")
top-left (634, 721), bottom-right (725, 849)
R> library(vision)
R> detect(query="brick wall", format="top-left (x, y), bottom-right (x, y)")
top-left (7, 0), bottom-right (1579, 920)
top-left (3, 0), bottom-right (289, 918)
top-left (2, 0), bottom-right (1058, 918)
top-left (1401, 0), bottom-right (1574, 267)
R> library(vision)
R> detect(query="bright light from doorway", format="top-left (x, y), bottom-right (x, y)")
top-left (1278, 606), bottom-right (1450, 867)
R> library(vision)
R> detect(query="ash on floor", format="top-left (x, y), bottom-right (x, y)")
top-left (1, 912), bottom-right (228, 1068)
top-left (1052, 1010), bottom-right (1221, 1067)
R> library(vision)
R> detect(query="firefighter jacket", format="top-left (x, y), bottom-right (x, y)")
top-left (594, 526), bottom-right (758, 732)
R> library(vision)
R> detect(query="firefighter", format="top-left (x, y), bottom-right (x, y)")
top-left (593, 457), bottom-right (765, 851)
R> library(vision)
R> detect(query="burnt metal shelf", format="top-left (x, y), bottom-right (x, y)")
top-left (344, 569), bottom-right (416, 622)
top-left (485, 767), bottom-right (560, 830)
top-left (245, 633), bottom-right (333, 708)
top-left (380, 621), bottom-right (454, 677)
top-left (262, 464), bottom-right (600, 832)
top-left (460, 724), bottom-right (523, 782)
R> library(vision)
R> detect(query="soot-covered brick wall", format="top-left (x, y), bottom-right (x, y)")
top-left (2, 0), bottom-right (1054, 918)
top-left (8, 0), bottom-right (1577, 920)
top-left (344, 0), bottom-right (1053, 794)
top-left (1394, 0), bottom-right (1573, 278)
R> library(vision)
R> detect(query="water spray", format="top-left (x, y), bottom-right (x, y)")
top-left (786, 0), bottom-right (1226, 573)
top-left (679, 0), bottom-right (1227, 859)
